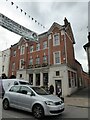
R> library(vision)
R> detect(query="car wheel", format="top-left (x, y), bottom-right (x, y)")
top-left (32, 104), bottom-right (44, 119)
top-left (3, 99), bottom-right (9, 110)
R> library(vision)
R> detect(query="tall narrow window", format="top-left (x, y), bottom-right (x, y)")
top-left (20, 46), bottom-right (25, 55)
top-left (43, 55), bottom-right (47, 63)
top-left (54, 51), bottom-right (60, 64)
top-left (36, 43), bottom-right (40, 51)
top-left (20, 59), bottom-right (25, 69)
top-left (13, 50), bottom-right (16, 56)
top-left (68, 71), bottom-right (71, 88)
top-left (36, 57), bottom-right (40, 64)
top-left (53, 33), bottom-right (60, 46)
top-left (2, 65), bottom-right (4, 72)
top-left (43, 41), bottom-right (47, 49)
top-left (30, 46), bottom-right (34, 53)
top-left (29, 58), bottom-right (33, 65)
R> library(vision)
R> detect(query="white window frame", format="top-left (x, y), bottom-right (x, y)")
top-left (43, 55), bottom-right (47, 63)
top-left (36, 43), bottom-right (40, 51)
top-left (30, 46), bottom-right (34, 53)
top-left (20, 59), bottom-right (24, 69)
top-left (43, 41), bottom-right (47, 49)
top-left (53, 51), bottom-right (61, 64)
top-left (36, 57), bottom-right (40, 65)
top-left (20, 45), bottom-right (25, 55)
top-left (13, 50), bottom-right (16, 57)
top-left (53, 33), bottom-right (60, 46)
top-left (29, 58), bottom-right (33, 65)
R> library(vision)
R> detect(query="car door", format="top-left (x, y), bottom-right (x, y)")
top-left (8, 85), bottom-right (20, 106)
top-left (18, 86), bottom-right (35, 111)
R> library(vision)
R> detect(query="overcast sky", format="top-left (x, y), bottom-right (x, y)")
top-left (0, 0), bottom-right (89, 72)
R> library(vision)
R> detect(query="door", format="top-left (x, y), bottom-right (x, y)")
top-left (9, 86), bottom-right (20, 105)
top-left (55, 80), bottom-right (62, 95)
top-left (18, 86), bottom-right (35, 111)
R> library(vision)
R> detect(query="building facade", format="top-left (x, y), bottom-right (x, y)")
top-left (8, 18), bottom-right (86, 96)
top-left (1, 49), bottom-right (10, 77)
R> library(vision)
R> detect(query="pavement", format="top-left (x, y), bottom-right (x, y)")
top-left (64, 87), bottom-right (90, 108)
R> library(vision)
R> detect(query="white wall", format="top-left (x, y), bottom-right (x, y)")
top-left (2, 49), bottom-right (10, 77)
top-left (49, 65), bottom-right (78, 96)
top-left (16, 69), bottom-right (29, 82)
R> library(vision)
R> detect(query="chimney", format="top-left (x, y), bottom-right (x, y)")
top-left (88, 32), bottom-right (90, 42)
top-left (64, 17), bottom-right (69, 27)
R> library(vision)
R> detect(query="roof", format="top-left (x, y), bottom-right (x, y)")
top-left (83, 42), bottom-right (90, 50)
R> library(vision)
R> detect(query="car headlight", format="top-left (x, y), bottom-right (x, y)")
top-left (45, 101), bottom-right (55, 106)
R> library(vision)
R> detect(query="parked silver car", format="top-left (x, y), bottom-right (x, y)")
top-left (3, 85), bottom-right (65, 119)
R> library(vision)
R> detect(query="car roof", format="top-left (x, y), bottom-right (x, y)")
top-left (2, 79), bottom-right (29, 83)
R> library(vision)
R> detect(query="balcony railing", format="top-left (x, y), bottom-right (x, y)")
top-left (27, 63), bottom-right (48, 69)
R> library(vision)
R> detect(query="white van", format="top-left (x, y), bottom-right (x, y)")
top-left (0, 79), bottom-right (29, 98)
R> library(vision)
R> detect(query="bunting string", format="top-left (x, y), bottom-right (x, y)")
top-left (5, 0), bottom-right (45, 29)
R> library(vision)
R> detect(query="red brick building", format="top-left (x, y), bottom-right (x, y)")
top-left (8, 18), bottom-right (89, 96)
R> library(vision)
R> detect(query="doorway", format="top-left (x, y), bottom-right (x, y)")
top-left (55, 80), bottom-right (62, 95)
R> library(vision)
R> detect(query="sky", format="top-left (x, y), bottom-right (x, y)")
top-left (0, 0), bottom-right (89, 72)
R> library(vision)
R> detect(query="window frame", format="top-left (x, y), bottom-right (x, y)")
top-left (43, 41), bottom-right (47, 49)
top-left (53, 51), bottom-right (61, 64)
top-left (20, 45), bottom-right (25, 55)
top-left (30, 45), bottom-right (34, 53)
top-left (36, 43), bottom-right (40, 51)
top-left (53, 33), bottom-right (60, 46)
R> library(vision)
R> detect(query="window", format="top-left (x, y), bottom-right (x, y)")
top-left (29, 74), bottom-right (33, 85)
top-left (43, 41), bottom-right (47, 49)
top-left (53, 33), bottom-right (60, 46)
top-left (43, 55), bottom-right (47, 63)
top-left (9, 86), bottom-right (20, 92)
top-left (20, 46), bottom-right (25, 55)
top-left (29, 59), bottom-right (33, 65)
top-left (30, 46), bottom-right (34, 53)
top-left (2, 66), bottom-right (4, 72)
top-left (13, 50), bottom-right (16, 56)
top-left (36, 43), bottom-right (40, 51)
top-left (36, 74), bottom-right (40, 86)
top-left (20, 74), bottom-right (22, 78)
top-left (54, 51), bottom-right (60, 64)
top-left (68, 71), bottom-right (71, 88)
top-left (20, 59), bottom-right (25, 69)
top-left (36, 57), bottom-right (40, 64)
top-left (56, 71), bottom-right (60, 76)
top-left (3, 55), bottom-right (6, 62)
top-left (20, 86), bottom-right (31, 94)
top-left (12, 62), bottom-right (15, 70)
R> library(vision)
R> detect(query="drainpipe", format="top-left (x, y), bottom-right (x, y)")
top-left (63, 29), bottom-right (67, 64)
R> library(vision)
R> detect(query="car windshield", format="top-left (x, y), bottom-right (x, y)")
top-left (31, 87), bottom-right (49, 95)
top-left (19, 81), bottom-right (29, 85)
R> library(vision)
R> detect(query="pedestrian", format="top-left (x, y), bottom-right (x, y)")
top-left (49, 85), bottom-right (54, 94)
top-left (57, 86), bottom-right (62, 97)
